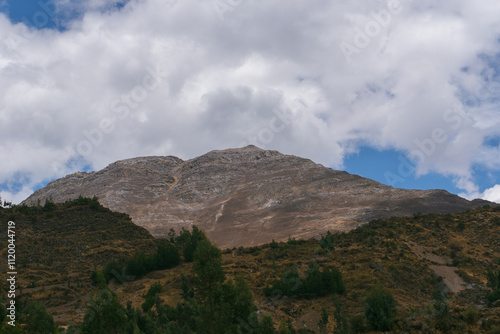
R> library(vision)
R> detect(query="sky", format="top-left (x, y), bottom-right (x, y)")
top-left (0, 0), bottom-right (500, 204)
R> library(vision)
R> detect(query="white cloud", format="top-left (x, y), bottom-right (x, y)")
top-left (482, 184), bottom-right (500, 203)
top-left (1, 0), bottom-right (500, 203)
top-left (1, 186), bottom-right (34, 206)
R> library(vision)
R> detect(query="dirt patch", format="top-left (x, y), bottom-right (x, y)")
top-left (296, 310), bottom-right (320, 333)
top-left (407, 241), bottom-right (452, 265)
top-left (429, 265), bottom-right (465, 293)
top-left (407, 241), bottom-right (464, 293)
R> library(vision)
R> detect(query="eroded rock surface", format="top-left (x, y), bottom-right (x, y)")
top-left (23, 146), bottom-right (492, 248)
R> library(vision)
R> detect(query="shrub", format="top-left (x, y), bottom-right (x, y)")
top-left (43, 199), bottom-right (56, 212)
top-left (20, 301), bottom-right (58, 334)
top-left (193, 239), bottom-right (225, 301)
top-left (264, 264), bottom-right (344, 298)
top-left (318, 307), bottom-right (328, 331)
top-left (126, 251), bottom-right (154, 278)
top-left (364, 286), bottom-right (397, 331)
top-left (90, 196), bottom-right (101, 210)
top-left (349, 314), bottom-right (367, 333)
top-left (433, 288), bottom-right (451, 331)
top-left (81, 288), bottom-right (127, 334)
top-left (278, 319), bottom-right (294, 334)
top-left (320, 231), bottom-right (335, 252)
top-left (90, 269), bottom-right (107, 289)
top-left (154, 241), bottom-right (180, 270)
top-left (180, 225), bottom-right (208, 262)
top-left (103, 260), bottom-right (123, 283)
top-left (287, 236), bottom-right (298, 245)
top-left (180, 274), bottom-right (194, 300)
top-left (463, 306), bottom-right (479, 325)
top-left (142, 282), bottom-right (162, 312)
top-left (333, 295), bottom-right (349, 334)
top-left (75, 195), bottom-right (91, 205)
top-left (486, 266), bottom-right (500, 306)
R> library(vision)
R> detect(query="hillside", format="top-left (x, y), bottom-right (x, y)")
top-left (1, 201), bottom-right (499, 332)
top-left (22, 146), bottom-right (493, 248)
top-left (0, 197), bottom-right (157, 324)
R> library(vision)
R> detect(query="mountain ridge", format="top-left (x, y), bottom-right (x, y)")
top-left (23, 145), bottom-right (495, 248)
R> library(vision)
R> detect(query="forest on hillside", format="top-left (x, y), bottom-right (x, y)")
top-left (0, 199), bottom-right (499, 333)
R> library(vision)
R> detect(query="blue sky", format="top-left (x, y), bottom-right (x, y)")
top-left (1, 0), bottom-right (61, 29)
top-left (1, 0), bottom-right (500, 204)
top-left (343, 146), bottom-right (500, 194)
top-left (0, 0), bottom-right (127, 29)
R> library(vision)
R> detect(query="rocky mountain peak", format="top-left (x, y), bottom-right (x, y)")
top-left (23, 146), bottom-right (494, 248)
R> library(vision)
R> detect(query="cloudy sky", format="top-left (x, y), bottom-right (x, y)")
top-left (1, 0), bottom-right (500, 204)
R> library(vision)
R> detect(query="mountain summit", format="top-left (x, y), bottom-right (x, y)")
top-left (23, 146), bottom-right (492, 248)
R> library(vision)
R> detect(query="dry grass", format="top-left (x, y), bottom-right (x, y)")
top-left (1, 203), bottom-right (499, 332)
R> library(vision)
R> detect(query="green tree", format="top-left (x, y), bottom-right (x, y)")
top-left (256, 314), bottom-right (276, 334)
top-left (21, 301), bottom-right (58, 334)
top-left (103, 261), bottom-right (122, 283)
top-left (364, 286), bottom-right (397, 331)
top-left (433, 288), bottom-right (451, 332)
top-left (333, 295), bottom-right (349, 334)
top-left (486, 266), bottom-right (500, 305)
top-left (264, 264), bottom-right (344, 298)
top-left (126, 251), bottom-right (154, 277)
top-left (320, 231), bottom-right (335, 252)
top-left (43, 198), bottom-right (57, 212)
top-left (229, 276), bottom-right (256, 323)
top-left (90, 269), bottom-right (107, 289)
top-left (181, 274), bottom-right (194, 300)
top-left (189, 239), bottom-right (259, 333)
top-left (192, 239), bottom-right (226, 333)
top-left (193, 240), bottom-right (226, 301)
top-left (90, 195), bottom-right (101, 210)
top-left (154, 241), bottom-right (180, 270)
top-left (80, 288), bottom-right (127, 334)
top-left (142, 282), bottom-right (163, 312)
top-left (183, 225), bottom-right (208, 262)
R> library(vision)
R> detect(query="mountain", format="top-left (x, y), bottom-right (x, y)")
top-left (23, 145), bottom-right (493, 248)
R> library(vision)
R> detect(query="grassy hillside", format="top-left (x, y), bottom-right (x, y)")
top-left (0, 197), bottom-right (157, 324)
top-left (1, 200), bottom-right (499, 332)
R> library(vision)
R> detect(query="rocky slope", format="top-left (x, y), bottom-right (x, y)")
top-left (23, 146), bottom-right (492, 248)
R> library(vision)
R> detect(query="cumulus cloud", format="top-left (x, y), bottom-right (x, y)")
top-left (482, 184), bottom-right (500, 203)
top-left (1, 0), bottom-right (500, 203)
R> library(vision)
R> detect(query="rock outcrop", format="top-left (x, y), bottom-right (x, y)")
top-left (23, 146), bottom-right (492, 248)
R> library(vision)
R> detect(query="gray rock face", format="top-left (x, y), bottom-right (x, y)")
top-left (23, 146), bottom-right (493, 248)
